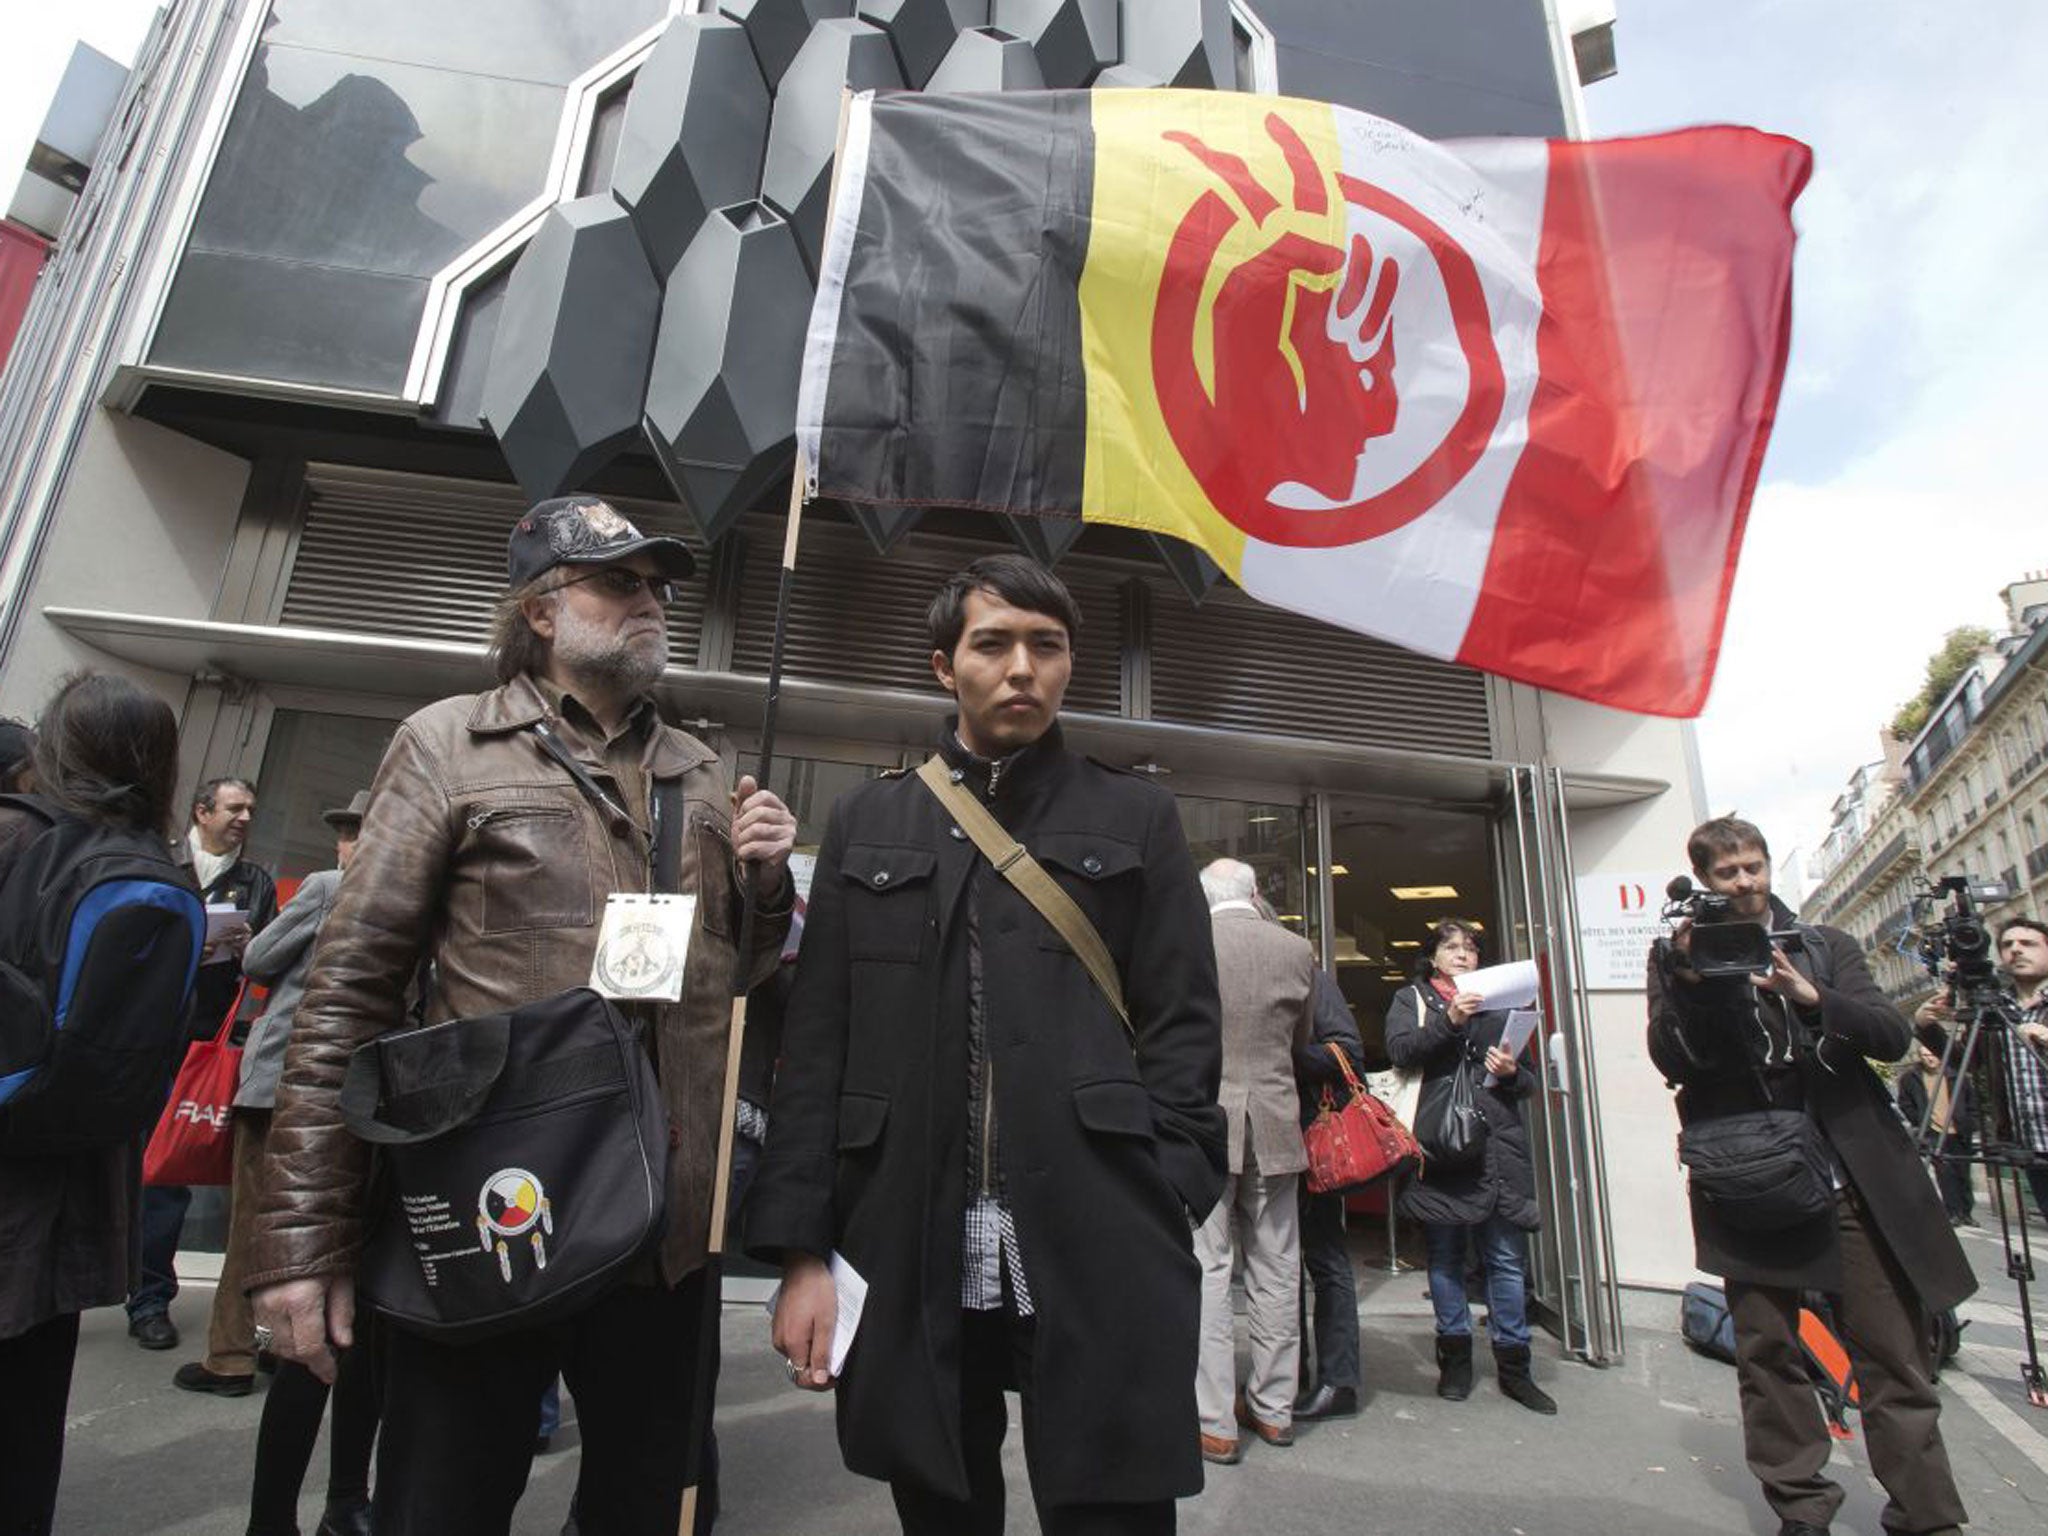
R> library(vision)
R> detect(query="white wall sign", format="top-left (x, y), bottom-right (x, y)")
top-left (1575, 872), bottom-right (1669, 991)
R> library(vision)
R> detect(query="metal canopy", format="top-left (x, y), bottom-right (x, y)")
top-left (45, 606), bottom-right (1670, 811)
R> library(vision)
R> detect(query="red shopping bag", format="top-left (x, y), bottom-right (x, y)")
top-left (143, 983), bottom-right (244, 1187)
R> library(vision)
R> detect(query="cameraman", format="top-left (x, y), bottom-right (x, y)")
top-left (1919, 916), bottom-right (2048, 1225)
top-left (1647, 818), bottom-right (1975, 1536)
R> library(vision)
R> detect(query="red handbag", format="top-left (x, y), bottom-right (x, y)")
top-left (1304, 1044), bottom-right (1420, 1194)
top-left (143, 983), bottom-right (245, 1187)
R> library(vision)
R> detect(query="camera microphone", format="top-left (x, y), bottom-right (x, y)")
top-left (1666, 875), bottom-right (1696, 902)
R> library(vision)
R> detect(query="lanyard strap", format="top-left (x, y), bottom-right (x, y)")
top-left (914, 756), bottom-right (1131, 1040)
top-left (529, 720), bottom-right (682, 895)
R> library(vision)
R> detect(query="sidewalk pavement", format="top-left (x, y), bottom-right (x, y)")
top-left (52, 1217), bottom-right (2048, 1535)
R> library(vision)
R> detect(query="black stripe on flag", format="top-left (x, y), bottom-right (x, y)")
top-left (815, 91), bottom-right (1094, 516)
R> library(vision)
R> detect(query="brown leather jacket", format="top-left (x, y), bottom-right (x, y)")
top-left (245, 673), bottom-right (789, 1291)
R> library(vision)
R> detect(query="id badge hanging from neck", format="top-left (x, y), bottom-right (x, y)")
top-left (589, 893), bottom-right (695, 1002)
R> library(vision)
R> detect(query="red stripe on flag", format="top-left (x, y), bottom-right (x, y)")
top-left (1455, 128), bottom-right (1811, 717)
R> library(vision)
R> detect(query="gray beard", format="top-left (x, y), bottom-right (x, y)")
top-left (551, 607), bottom-right (667, 699)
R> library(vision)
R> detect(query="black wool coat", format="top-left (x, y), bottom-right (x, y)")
top-left (745, 722), bottom-right (1227, 1506)
top-left (1646, 908), bottom-right (1976, 1310)
top-left (1384, 984), bottom-right (1540, 1231)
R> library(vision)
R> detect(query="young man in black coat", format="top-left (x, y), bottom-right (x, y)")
top-left (1647, 817), bottom-right (1975, 1536)
top-left (747, 555), bottom-right (1226, 1535)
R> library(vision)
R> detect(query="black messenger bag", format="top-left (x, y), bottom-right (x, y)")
top-left (340, 987), bottom-right (666, 1343)
top-left (1678, 1107), bottom-right (1833, 1232)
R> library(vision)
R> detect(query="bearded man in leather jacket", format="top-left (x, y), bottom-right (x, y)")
top-left (246, 497), bottom-right (796, 1536)
top-left (1647, 817), bottom-right (1973, 1536)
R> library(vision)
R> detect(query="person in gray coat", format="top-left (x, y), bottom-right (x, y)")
top-left (178, 791), bottom-right (378, 1536)
top-left (1195, 859), bottom-right (1316, 1464)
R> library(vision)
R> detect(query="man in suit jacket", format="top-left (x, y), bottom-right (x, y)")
top-left (1195, 860), bottom-right (1316, 1463)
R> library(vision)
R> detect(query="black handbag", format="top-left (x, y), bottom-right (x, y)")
top-left (340, 987), bottom-right (667, 1342)
top-left (1678, 1107), bottom-right (1833, 1231)
top-left (1415, 1052), bottom-right (1488, 1172)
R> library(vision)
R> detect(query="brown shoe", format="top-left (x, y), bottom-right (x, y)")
top-left (1233, 1393), bottom-right (1295, 1447)
top-left (1199, 1432), bottom-right (1242, 1465)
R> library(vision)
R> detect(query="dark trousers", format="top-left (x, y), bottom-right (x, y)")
top-left (891, 1308), bottom-right (1173, 1536)
top-left (128, 1183), bottom-right (190, 1319)
top-left (1725, 1192), bottom-right (1967, 1535)
top-left (248, 1321), bottom-right (380, 1535)
top-left (1298, 1187), bottom-right (1359, 1391)
top-left (0, 1312), bottom-right (81, 1536)
top-left (1932, 1154), bottom-right (1974, 1222)
top-left (2028, 1163), bottom-right (2048, 1228)
top-left (372, 1274), bottom-right (715, 1536)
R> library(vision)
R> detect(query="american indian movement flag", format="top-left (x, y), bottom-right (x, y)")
top-left (795, 89), bottom-right (1812, 718)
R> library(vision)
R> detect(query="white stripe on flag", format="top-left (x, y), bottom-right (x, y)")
top-left (795, 90), bottom-right (877, 495)
top-left (1235, 125), bottom-right (1549, 661)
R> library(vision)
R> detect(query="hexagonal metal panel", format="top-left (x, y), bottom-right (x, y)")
top-left (1002, 512), bottom-right (1087, 568)
top-left (1092, 61), bottom-right (1163, 88)
top-left (642, 201), bottom-right (814, 544)
top-left (991, 0), bottom-right (1117, 87)
top-left (719, 0), bottom-right (859, 90)
top-left (1119, 0), bottom-right (1233, 89)
top-left (612, 16), bottom-right (772, 281)
top-left (760, 19), bottom-right (906, 275)
top-left (479, 194), bottom-right (661, 502)
top-left (1148, 532), bottom-right (1222, 603)
top-left (856, 0), bottom-right (988, 88)
top-left (925, 25), bottom-right (1048, 91)
top-left (844, 500), bottom-right (926, 554)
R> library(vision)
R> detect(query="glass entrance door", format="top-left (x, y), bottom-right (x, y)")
top-left (1495, 766), bottom-right (1624, 1365)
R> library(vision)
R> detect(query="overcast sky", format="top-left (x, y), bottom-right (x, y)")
top-left (3, 2), bottom-right (2042, 887)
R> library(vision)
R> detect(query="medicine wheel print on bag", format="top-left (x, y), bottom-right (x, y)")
top-left (1152, 110), bottom-right (1506, 548)
top-left (478, 1167), bottom-right (553, 1282)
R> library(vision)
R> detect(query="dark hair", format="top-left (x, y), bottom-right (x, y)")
top-left (925, 554), bottom-right (1082, 659)
top-left (1999, 917), bottom-right (2048, 945)
top-left (194, 775), bottom-right (256, 815)
top-left (487, 576), bottom-right (559, 684)
top-left (30, 671), bottom-right (181, 835)
top-left (1420, 917), bottom-right (1485, 979)
top-left (0, 717), bottom-right (35, 792)
top-left (1687, 816), bottom-right (1769, 875)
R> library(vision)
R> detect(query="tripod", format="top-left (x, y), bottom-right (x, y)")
top-left (1922, 978), bottom-right (2048, 1409)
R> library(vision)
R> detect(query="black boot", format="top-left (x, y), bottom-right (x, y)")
top-left (1434, 1334), bottom-right (1473, 1401)
top-left (1495, 1343), bottom-right (1557, 1415)
top-left (314, 1496), bottom-right (370, 1536)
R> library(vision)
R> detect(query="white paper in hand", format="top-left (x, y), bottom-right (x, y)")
top-left (1488, 1008), bottom-right (1540, 1083)
top-left (1463, 959), bottom-right (1539, 1011)
top-left (764, 1251), bottom-right (868, 1378)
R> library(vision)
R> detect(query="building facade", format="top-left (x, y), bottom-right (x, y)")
top-left (1807, 574), bottom-right (2048, 998)
top-left (0, 0), bottom-right (1709, 1345)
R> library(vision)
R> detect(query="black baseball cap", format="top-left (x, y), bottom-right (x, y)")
top-left (507, 496), bottom-right (696, 588)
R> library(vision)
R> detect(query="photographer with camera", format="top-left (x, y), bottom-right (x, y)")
top-left (1918, 916), bottom-right (2048, 1226)
top-left (1647, 818), bottom-right (1975, 1536)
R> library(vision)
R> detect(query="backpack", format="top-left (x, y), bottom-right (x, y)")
top-left (0, 794), bottom-right (207, 1153)
top-left (1680, 1281), bottom-right (1737, 1362)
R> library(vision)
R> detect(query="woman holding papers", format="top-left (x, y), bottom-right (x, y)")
top-left (1385, 919), bottom-right (1557, 1415)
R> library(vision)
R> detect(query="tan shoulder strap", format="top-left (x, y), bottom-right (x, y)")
top-left (915, 756), bottom-right (1131, 1040)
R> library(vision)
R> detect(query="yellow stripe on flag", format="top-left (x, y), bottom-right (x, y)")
top-left (1078, 90), bottom-right (1348, 579)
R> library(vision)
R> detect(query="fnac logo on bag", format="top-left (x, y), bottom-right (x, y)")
top-left (173, 1100), bottom-right (229, 1129)
top-left (477, 1168), bottom-right (553, 1283)
top-left (1151, 111), bottom-right (1505, 548)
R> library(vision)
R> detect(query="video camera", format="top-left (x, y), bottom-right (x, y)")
top-left (1659, 876), bottom-right (1804, 980)
top-left (1911, 873), bottom-right (2010, 994)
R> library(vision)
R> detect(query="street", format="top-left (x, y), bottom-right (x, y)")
top-left (53, 1212), bottom-right (2048, 1535)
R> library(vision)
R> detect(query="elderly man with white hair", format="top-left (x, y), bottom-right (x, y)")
top-left (1193, 858), bottom-right (1319, 1464)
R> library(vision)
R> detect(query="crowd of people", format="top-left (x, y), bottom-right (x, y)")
top-left (1, 498), bottom-right (2043, 1536)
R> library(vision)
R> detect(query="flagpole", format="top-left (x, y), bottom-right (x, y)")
top-left (678, 451), bottom-right (806, 1534)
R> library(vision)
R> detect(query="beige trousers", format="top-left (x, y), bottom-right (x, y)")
top-left (1194, 1156), bottom-right (1301, 1436)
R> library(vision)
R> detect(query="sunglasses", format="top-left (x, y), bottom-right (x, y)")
top-left (555, 567), bottom-right (681, 605)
